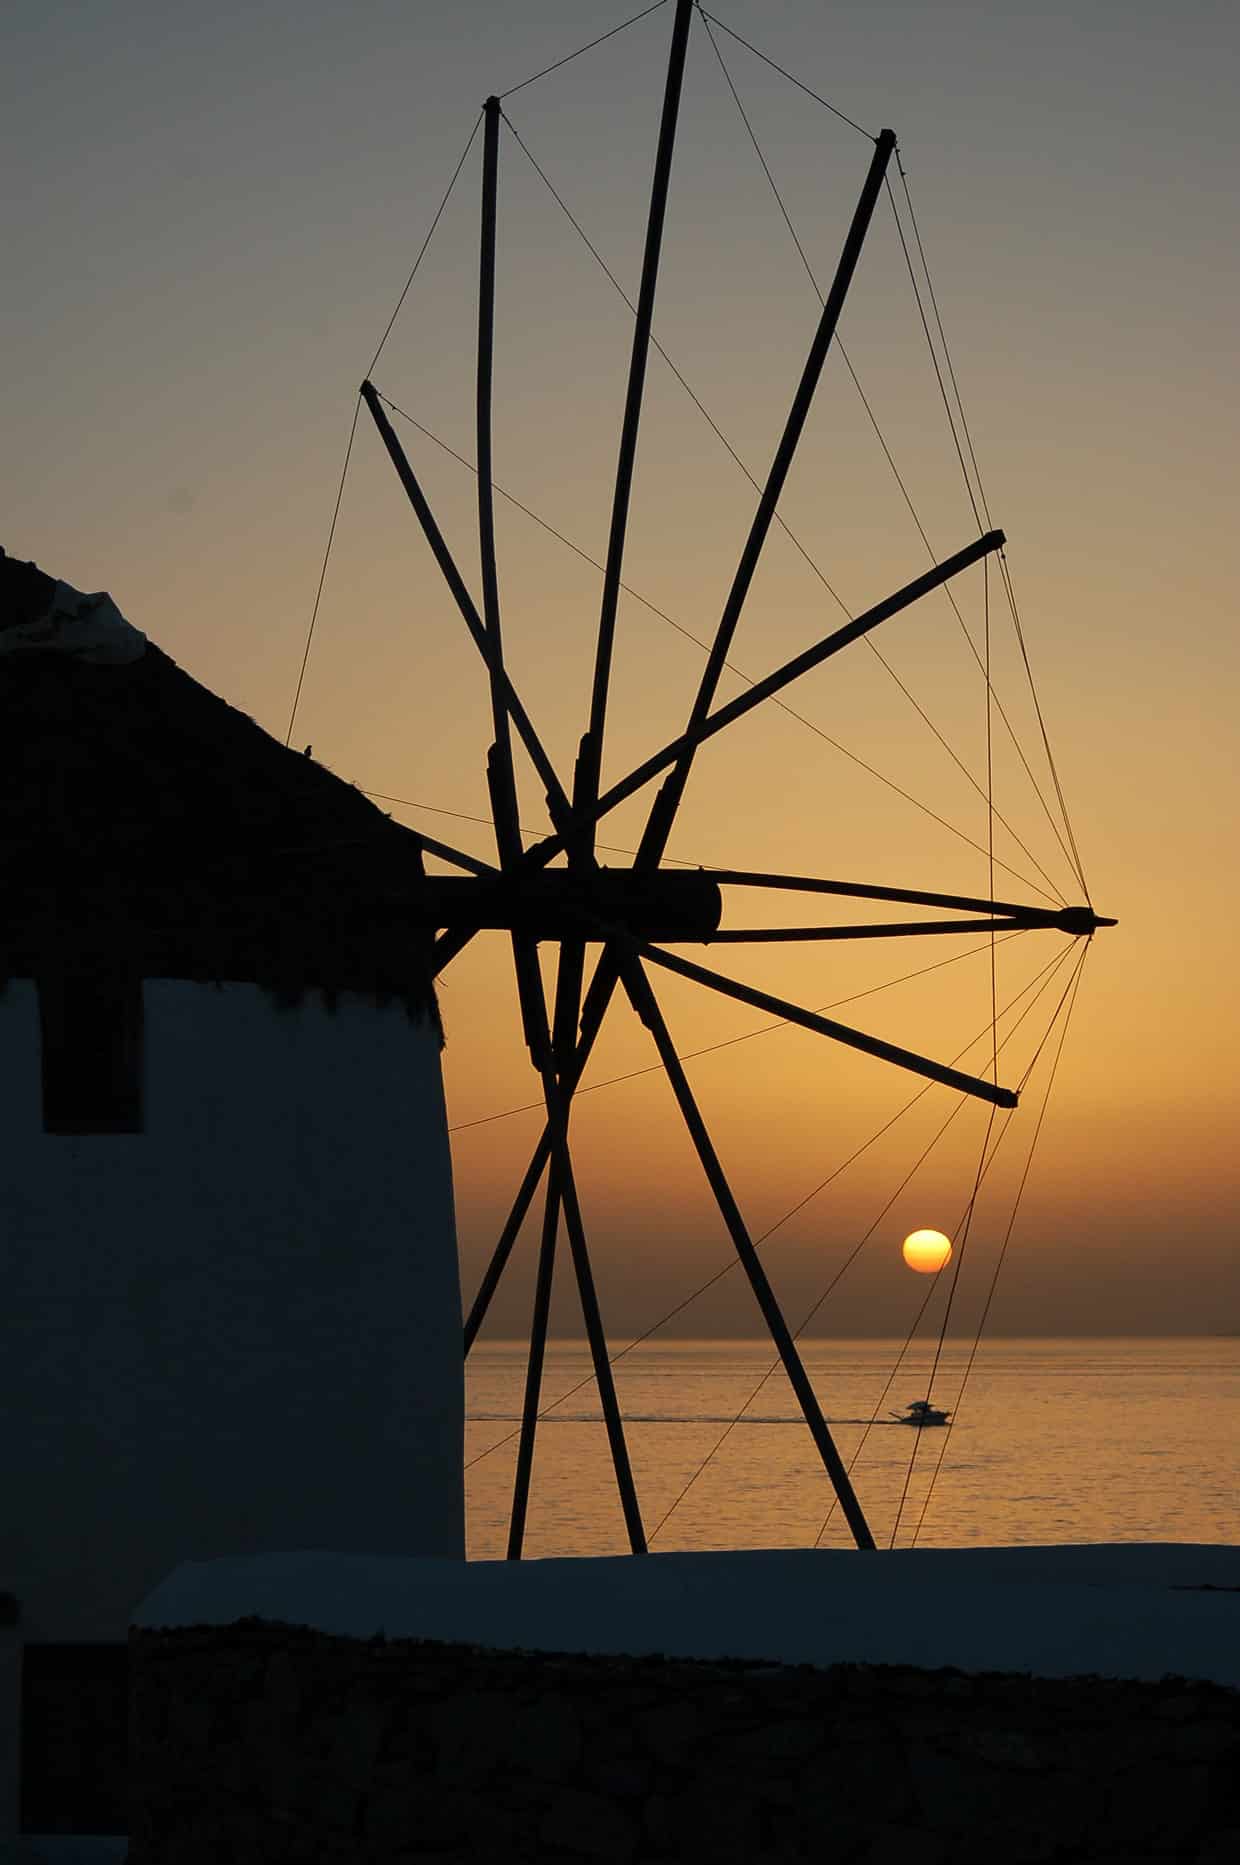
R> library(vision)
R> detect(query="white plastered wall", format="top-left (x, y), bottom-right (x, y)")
top-left (0, 979), bottom-right (464, 1642)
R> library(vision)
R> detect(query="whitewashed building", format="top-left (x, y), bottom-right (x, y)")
top-left (0, 549), bottom-right (463, 1822)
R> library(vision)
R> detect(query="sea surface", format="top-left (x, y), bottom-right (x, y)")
top-left (465, 1337), bottom-right (1240, 1559)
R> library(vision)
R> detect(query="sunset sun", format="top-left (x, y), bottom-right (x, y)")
top-left (902, 1229), bottom-right (953, 1274)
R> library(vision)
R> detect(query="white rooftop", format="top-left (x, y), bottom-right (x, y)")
top-left (133, 1543), bottom-right (1240, 1689)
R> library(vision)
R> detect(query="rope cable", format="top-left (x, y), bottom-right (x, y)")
top-left (909, 944), bottom-right (1090, 1544)
top-left (888, 1101), bottom-right (996, 1547)
top-left (884, 173), bottom-right (983, 533)
top-left (880, 560), bottom-right (1003, 1541)
top-left (998, 552), bottom-right (1094, 903)
top-left (651, 1092), bottom-right (979, 1541)
top-left (696, 16), bottom-right (1070, 908)
top-left (896, 160), bottom-right (993, 533)
top-left (863, 937), bottom-right (1088, 1549)
top-left (284, 394), bottom-right (361, 749)
top-left (808, 937), bottom-right (1084, 1541)
top-left (451, 932), bottom-right (1026, 1135)
top-left (646, 934), bottom-right (1079, 1541)
top-left (887, 156), bottom-right (1092, 901)
top-left (367, 112), bottom-right (483, 378)
top-left (377, 390), bottom-right (1060, 906)
top-left (882, 174), bottom-right (1087, 895)
top-left (695, 7), bottom-right (873, 140)
top-left (811, 1273), bottom-right (943, 1546)
top-left (285, 109), bottom-right (484, 743)
top-left (499, 115), bottom-right (1070, 906)
top-left (362, 790), bottom-right (700, 868)
top-left (864, 937), bottom-right (1087, 1547)
top-left (465, 933), bottom-right (1077, 1475)
top-left (498, 0), bottom-right (670, 102)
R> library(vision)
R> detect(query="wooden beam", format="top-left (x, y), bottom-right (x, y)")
top-left (638, 942), bottom-right (1018, 1107)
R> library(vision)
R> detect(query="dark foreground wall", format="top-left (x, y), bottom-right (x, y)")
top-left (128, 1619), bottom-right (1240, 1864)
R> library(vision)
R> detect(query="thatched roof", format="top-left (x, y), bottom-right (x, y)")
top-left (0, 551), bottom-right (440, 1032)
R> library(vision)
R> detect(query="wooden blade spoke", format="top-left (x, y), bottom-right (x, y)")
top-left (575, 0), bottom-right (695, 837)
top-left (463, 1127), bottom-right (552, 1354)
top-left (595, 530), bottom-right (1004, 843)
top-left (507, 1161), bottom-right (561, 1559)
top-left (633, 128), bottom-right (898, 871)
top-left (638, 943), bottom-right (1017, 1108)
top-left (427, 525), bottom-right (1007, 957)
top-left (617, 952), bottom-right (875, 1550)
top-left (360, 381), bottom-right (573, 836)
top-left (415, 834), bottom-right (499, 879)
top-left (464, 944), bottom-right (627, 1346)
top-left (476, 96), bottom-right (524, 872)
top-left (668, 918), bottom-right (1032, 944)
top-left (703, 868), bottom-right (1087, 927)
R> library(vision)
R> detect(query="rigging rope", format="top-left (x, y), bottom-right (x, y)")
top-left (909, 945), bottom-right (1090, 1544)
top-left (695, 6), bottom-right (873, 140)
top-left (465, 934), bottom-right (1078, 1476)
top-left (890, 942), bottom-right (1087, 1543)
top-left (812, 1273), bottom-right (943, 1546)
top-left (813, 937), bottom-right (1087, 1543)
top-left (498, 0), bottom-right (670, 102)
top-left (886, 157), bottom-right (1093, 901)
top-left (689, 15), bottom-right (1089, 907)
top-left (895, 159), bottom-right (993, 532)
top-left (450, 931), bottom-right (1027, 1136)
top-left (367, 112), bottom-right (483, 378)
top-left (647, 936), bottom-right (1081, 1540)
top-left (284, 395), bottom-right (360, 749)
top-left (286, 109), bottom-right (482, 746)
top-left (998, 552), bottom-right (1094, 905)
top-left (883, 173), bottom-right (984, 535)
top-left (500, 109), bottom-right (1075, 907)
top-left (815, 1285), bottom-right (938, 1544)
top-left (377, 390), bottom-right (1061, 906)
top-left (888, 1102), bottom-right (997, 1547)
top-left (878, 555), bottom-right (1001, 1544)
top-left (362, 790), bottom-right (700, 868)
top-left (696, 16), bottom-right (1069, 910)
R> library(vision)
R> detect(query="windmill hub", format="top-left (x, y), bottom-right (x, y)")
top-left (1053, 906), bottom-right (1118, 935)
top-left (416, 869), bottom-right (723, 942)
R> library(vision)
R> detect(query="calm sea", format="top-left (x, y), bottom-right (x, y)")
top-left (464, 1338), bottom-right (1240, 1559)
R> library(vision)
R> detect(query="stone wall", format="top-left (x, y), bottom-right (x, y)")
top-left (128, 1618), bottom-right (1240, 1864)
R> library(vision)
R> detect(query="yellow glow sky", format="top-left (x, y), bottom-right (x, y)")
top-left (6, 1), bottom-right (1236, 1337)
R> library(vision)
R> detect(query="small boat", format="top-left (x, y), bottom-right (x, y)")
top-left (891, 1400), bottom-right (950, 1427)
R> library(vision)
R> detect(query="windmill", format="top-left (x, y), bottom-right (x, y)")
top-left (344, 0), bottom-right (1115, 1559)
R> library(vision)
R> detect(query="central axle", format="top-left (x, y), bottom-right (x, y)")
top-left (414, 869), bottom-right (724, 942)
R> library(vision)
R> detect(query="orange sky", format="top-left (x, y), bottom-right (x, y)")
top-left (5, 0), bottom-right (1236, 1339)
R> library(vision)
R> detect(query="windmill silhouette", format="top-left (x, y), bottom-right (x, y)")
top-left (356, 0), bottom-right (1113, 1557)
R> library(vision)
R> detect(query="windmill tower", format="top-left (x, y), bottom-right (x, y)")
top-left (0, 550), bottom-right (463, 1830)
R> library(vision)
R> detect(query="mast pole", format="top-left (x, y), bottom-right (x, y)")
top-left (546, 0), bottom-right (695, 1551)
top-left (360, 380), bottom-right (571, 835)
top-left (475, 94), bottom-right (646, 1553)
top-left (552, 0), bottom-right (695, 1113)
top-left (576, 0), bottom-right (696, 829)
top-left (476, 93), bottom-right (523, 872)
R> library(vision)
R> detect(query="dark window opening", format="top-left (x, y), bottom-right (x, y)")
top-left (38, 971), bottom-right (144, 1134)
